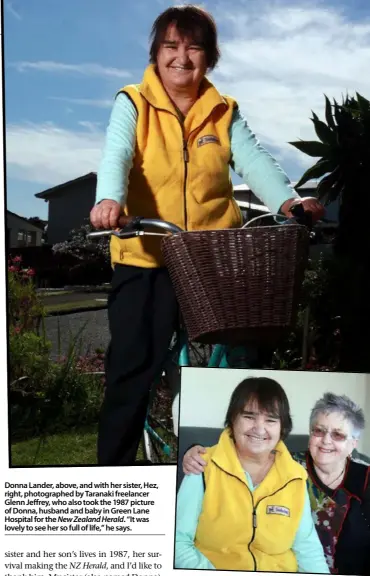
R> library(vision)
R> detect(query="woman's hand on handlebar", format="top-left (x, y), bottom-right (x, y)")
top-left (183, 445), bottom-right (207, 475)
top-left (280, 197), bottom-right (325, 222)
top-left (90, 199), bottom-right (133, 230)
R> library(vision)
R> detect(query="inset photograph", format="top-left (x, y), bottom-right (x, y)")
top-left (174, 368), bottom-right (370, 574)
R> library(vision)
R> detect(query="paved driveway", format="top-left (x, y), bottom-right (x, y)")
top-left (44, 309), bottom-right (110, 359)
top-left (44, 309), bottom-right (208, 365)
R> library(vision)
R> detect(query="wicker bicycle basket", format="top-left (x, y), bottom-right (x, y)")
top-left (161, 225), bottom-right (310, 346)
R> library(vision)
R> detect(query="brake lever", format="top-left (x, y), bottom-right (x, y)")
top-left (112, 229), bottom-right (144, 239)
top-left (88, 216), bottom-right (144, 239)
top-left (113, 216), bottom-right (146, 238)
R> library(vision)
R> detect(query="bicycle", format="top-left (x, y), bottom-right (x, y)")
top-left (88, 203), bottom-right (320, 463)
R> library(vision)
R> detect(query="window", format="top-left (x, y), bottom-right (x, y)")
top-left (17, 229), bottom-right (27, 246)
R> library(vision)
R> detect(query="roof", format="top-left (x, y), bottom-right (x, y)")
top-left (35, 172), bottom-right (97, 199)
top-left (237, 200), bottom-right (270, 213)
top-left (233, 180), bottom-right (319, 211)
top-left (6, 210), bottom-right (46, 232)
top-left (233, 180), bottom-right (319, 192)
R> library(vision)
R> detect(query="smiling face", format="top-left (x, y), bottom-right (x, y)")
top-left (309, 411), bottom-right (358, 469)
top-left (155, 23), bottom-right (208, 92)
top-left (232, 399), bottom-right (282, 458)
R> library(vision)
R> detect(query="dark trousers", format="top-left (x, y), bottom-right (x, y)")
top-left (97, 264), bottom-right (178, 466)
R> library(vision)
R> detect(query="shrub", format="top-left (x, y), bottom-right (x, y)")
top-left (9, 328), bottom-right (51, 386)
top-left (51, 220), bottom-right (112, 286)
top-left (7, 255), bottom-right (45, 330)
top-left (8, 262), bottom-right (106, 439)
top-left (9, 334), bottom-right (105, 440)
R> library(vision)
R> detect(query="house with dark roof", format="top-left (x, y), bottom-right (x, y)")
top-left (6, 210), bottom-right (44, 248)
top-left (35, 172), bottom-right (337, 246)
top-left (35, 172), bottom-right (97, 245)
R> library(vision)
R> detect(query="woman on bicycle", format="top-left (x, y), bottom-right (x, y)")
top-left (175, 377), bottom-right (329, 572)
top-left (90, 4), bottom-right (324, 466)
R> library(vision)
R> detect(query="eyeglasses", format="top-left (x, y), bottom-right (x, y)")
top-left (311, 426), bottom-right (349, 442)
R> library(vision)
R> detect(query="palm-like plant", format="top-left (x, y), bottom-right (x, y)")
top-left (289, 92), bottom-right (370, 371)
top-left (290, 92), bottom-right (370, 256)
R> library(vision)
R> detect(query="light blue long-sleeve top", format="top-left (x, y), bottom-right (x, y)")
top-left (95, 92), bottom-right (300, 212)
top-left (175, 471), bottom-right (330, 573)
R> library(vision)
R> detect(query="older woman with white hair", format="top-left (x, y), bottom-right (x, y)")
top-left (183, 392), bottom-right (370, 575)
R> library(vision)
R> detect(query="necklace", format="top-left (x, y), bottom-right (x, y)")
top-left (316, 465), bottom-right (345, 488)
top-left (327, 467), bottom-right (345, 487)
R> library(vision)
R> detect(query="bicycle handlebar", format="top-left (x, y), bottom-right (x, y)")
top-left (242, 203), bottom-right (314, 230)
top-left (87, 218), bottom-right (183, 240)
top-left (87, 202), bottom-right (324, 240)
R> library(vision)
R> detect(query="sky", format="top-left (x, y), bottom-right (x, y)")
top-left (4, 0), bottom-right (370, 220)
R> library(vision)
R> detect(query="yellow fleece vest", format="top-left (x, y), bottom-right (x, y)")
top-left (110, 64), bottom-right (242, 268)
top-left (195, 429), bottom-right (307, 572)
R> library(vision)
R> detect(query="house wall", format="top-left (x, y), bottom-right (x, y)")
top-left (45, 177), bottom-right (96, 245)
top-left (7, 212), bottom-right (43, 248)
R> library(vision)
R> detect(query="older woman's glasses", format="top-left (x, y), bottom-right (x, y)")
top-left (311, 426), bottom-right (348, 442)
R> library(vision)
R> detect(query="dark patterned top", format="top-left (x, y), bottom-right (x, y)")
top-left (292, 451), bottom-right (370, 575)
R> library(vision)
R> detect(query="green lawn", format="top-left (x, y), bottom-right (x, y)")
top-left (10, 425), bottom-right (177, 466)
top-left (11, 426), bottom-right (100, 466)
top-left (10, 426), bottom-right (151, 466)
top-left (40, 290), bottom-right (74, 298)
top-left (45, 299), bottom-right (107, 314)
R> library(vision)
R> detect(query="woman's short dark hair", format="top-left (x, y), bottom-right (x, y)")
top-left (149, 4), bottom-right (220, 70)
top-left (224, 377), bottom-right (293, 440)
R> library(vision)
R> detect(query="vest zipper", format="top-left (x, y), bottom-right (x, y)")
top-left (246, 486), bottom-right (258, 571)
top-left (248, 478), bottom-right (302, 571)
top-left (183, 139), bottom-right (189, 230)
top-left (137, 97), bottom-right (226, 233)
top-left (211, 466), bottom-right (259, 570)
top-left (217, 465), bottom-right (302, 572)
top-left (179, 105), bottom-right (223, 231)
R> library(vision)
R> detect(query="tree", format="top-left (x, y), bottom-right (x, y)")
top-left (52, 219), bottom-right (110, 263)
top-left (289, 93), bottom-right (370, 371)
top-left (27, 217), bottom-right (46, 230)
top-left (52, 219), bottom-right (111, 285)
top-left (27, 217), bottom-right (48, 243)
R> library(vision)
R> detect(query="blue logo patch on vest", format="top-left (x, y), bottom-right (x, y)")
top-left (266, 505), bottom-right (290, 517)
top-left (197, 135), bottom-right (220, 147)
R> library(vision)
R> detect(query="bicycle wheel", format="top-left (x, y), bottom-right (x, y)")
top-left (142, 414), bottom-right (175, 464)
top-left (188, 341), bottom-right (213, 366)
top-left (142, 373), bottom-right (178, 464)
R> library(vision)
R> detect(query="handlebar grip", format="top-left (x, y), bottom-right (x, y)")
top-left (289, 203), bottom-right (313, 229)
top-left (117, 215), bottom-right (143, 230)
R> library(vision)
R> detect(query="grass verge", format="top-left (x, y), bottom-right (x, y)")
top-left (11, 426), bottom-right (99, 466)
top-left (10, 426), bottom-right (152, 466)
top-left (45, 299), bottom-right (107, 314)
top-left (40, 290), bottom-right (75, 298)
